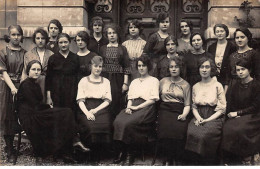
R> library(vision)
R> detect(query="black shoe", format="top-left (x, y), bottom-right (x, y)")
top-left (62, 154), bottom-right (78, 164)
top-left (123, 152), bottom-right (135, 166)
top-left (113, 151), bottom-right (126, 164)
top-left (7, 153), bottom-right (15, 163)
top-left (73, 141), bottom-right (91, 153)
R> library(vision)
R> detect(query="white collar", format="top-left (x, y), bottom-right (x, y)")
top-left (107, 43), bottom-right (119, 47)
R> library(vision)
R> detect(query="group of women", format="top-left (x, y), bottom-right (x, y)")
top-left (0, 12), bottom-right (260, 166)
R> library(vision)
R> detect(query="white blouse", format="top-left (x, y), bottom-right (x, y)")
top-left (122, 37), bottom-right (146, 60)
top-left (76, 76), bottom-right (112, 103)
top-left (192, 79), bottom-right (226, 114)
top-left (128, 76), bottom-right (160, 101)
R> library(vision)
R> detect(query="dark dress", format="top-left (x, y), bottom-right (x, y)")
top-left (77, 51), bottom-right (97, 81)
top-left (183, 51), bottom-right (214, 87)
top-left (17, 78), bottom-right (76, 157)
top-left (0, 46), bottom-right (26, 135)
top-left (221, 79), bottom-right (260, 157)
top-left (46, 40), bottom-right (59, 54)
top-left (45, 51), bottom-right (79, 113)
top-left (208, 41), bottom-right (237, 86)
top-left (88, 36), bottom-right (108, 55)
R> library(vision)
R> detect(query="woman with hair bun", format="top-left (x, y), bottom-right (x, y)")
top-left (0, 25), bottom-right (26, 163)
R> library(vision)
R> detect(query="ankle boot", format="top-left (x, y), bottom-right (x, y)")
top-left (123, 151), bottom-right (135, 166)
top-left (113, 151), bottom-right (126, 164)
top-left (4, 135), bottom-right (15, 163)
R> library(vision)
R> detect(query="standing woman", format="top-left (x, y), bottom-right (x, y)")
top-left (143, 12), bottom-right (170, 76)
top-left (77, 56), bottom-right (112, 161)
top-left (21, 28), bottom-right (53, 102)
top-left (177, 19), bottom-right (194, 55)
top-left (185, 57), bottom-right (226, 165)
top-left (157, 57), bottom-right (191, 165)
top-left (122, 19), bottom-right (146, 82)
top-left (208, 24), bottom-right (236, 92)
top-left (45, 33), bottom-right (79, 114)
top-left (46, 19), bottom-right (62, 54)
top-left (88, 16), bottom-right (108, 55)
top-left (221, 59), bottom-right (260, 165)
top-left (75, 31), bottom-right (97, 81)
top-left (184, 32), bottom-right (214, 87)
top-left (0, 25), bottom-right (26, 162)
top-left (113, 54), bottom-right (159, 166)
top-left (100, 23), bottom-right (130, 118)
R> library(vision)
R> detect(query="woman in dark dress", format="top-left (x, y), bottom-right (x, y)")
top-left (184, 32), bottom-right (215, 87)
top-left (177, 19), bottom-right (194, 55)
top-left (46, 19), bottom-right (62, 54)
top-left (208, 24), bottom-right (237, 92)
top-left (18, 60), bottom-right (89, 162)
top-left (157, 57), bottom-right (191, 165)
top-left (113, 54), bottom-right (159, 166)
top-left (75, 31), bottom-right (97, 81)
top-left (45, 33), bottom-right (79, 114)
top-left (88, 16), bottom-right (108, 55)
top-left (185, 57), bottom-right (226, 165)
top-left (77, 56), bottom-right (112, 161)
top-left (0, 25), bottom-right (26, 162)
top-left (221, 59), bottom-right (260, 165)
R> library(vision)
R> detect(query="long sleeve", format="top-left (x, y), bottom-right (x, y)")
top-left (45, 55), bottom-right (54, 91)
top-left (119, 45), bottom-right (131, 75)
top-left (215, 83), bottom-right (226, 114)
top-left (143, 33), bottom-right (157, 55)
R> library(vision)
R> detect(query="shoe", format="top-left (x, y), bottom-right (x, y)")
top-left (73, 141), bottom-right (91, 153)
top-left (123, 152), bottom-right (135, 166)
top-left (62, 154), bottom-right (78, 164)
top-left (113, 151), bottom-right (126, 164)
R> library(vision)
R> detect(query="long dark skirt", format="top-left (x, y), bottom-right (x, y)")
top-left (157, 102), bottom-right (188, 140)
top-left (0, 79), bottom-right (20, 136)
top-left (77, 98), bottom-right (112, 145)
top-left (221, 113), bottom-right (260, 157)
top-left (185, 105), bottom-right (224, 157)
top-left (18, 105), bottom-right (76, 157)
top-left (113, 98), bottom-right (156, 144)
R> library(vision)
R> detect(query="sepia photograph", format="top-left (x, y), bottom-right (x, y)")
top-left (0, 0), bottom-right (260, 166)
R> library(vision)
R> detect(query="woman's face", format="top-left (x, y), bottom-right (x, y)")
top-left (137, 61), bottom-right (148, 76)
top-left (215, 27), bottom-right (227, 40)
top-left (180, 22), bottom-right (190, 35)
top-left (91, 62), bottom-right (103, 76)
top-left (58, 37), bottom-right (70, 52)
top-left (35, 33), bottom-right (46, 49)
top-left (192, 34), bottom-right (203, 50)
top-left (75, 36), bottom-right (87, 49)
top-left (129, 23), bottom-right (140, 37)
top-left (93, 22), bottom-right (102, 34)
top-left (28, 63), bottom-right (41, 79)
top-left (159, 17), bottom-right (170, 32)
top-left (235, 31), bottom-right (248, 48)
top-left (199, 61), bottom-right (211, 78)
top-left (166, 40), bottom-right (177, 54)
top-left (49, 23), bottom-right (60, 37)
top-left (107, 28), bottom-right (118, 43)
top-left (236, 65), bottom-right (250, 79)
top-left (9, 28), bottom-right (22, 46)
top-left (169, 60), bottom-right (180, 77)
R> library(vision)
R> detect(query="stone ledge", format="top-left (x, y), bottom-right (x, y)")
top-left (17, 0), bottom-right (86, 7)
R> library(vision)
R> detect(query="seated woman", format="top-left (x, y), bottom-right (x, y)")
top-left (76, 56), bottom-right (112, 162)
top-left (113, 54), bottom-right (160, 166)
top-left (157, 57), bottom-right (191, 165)
top-left (185, 57), bottom-right (226, 165)
top-left (221, 59), bottom-right (260, 165)
top-left (17, 60), bottom-right (89, 163)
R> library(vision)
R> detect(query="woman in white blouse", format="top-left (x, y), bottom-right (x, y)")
top-left (76, 55), bottom-right (112, 162)
top-left (113, 54), bottom-right (160, 166)
top-left (185, 57), bottom-right (226, 165)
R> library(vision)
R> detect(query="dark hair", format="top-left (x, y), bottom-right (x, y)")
top-left (234, 28), bottom-right (252, 46)
top-left (57, 33), bottom-right (71, 43)
top-left (164, 35), bottom-right (178, 48)
top-left (213, 24), bottom-right (229, 37)
top-left (91, 55), bottom-right (103, 65)
top-left (75, 31), bottom-right (90, 45)
top-left (198, 57), bottom-right (217, 77)
top-left (169, 56), bottom-right (185, 77)
top-left (127, 19), bottom-right (143, 36)
top-left (157, 12), bottom-right (170, 25)
top-left (32, 28), bottom-right (49, 44)
top-left (48, 19), bottom-right (63, 33)
top-left (136, 53), bottom-right (153, 71)
top-left (4, 25), bottom-right (24, 43)
top-left (179, 19), bottom-right (193, 33)
top-left (26, 60), bottom-right (42, 75)
top-left (103, 23), bottom-right (120, 39)
top-left (190, 32), bottom-right (205, 46)
top-left (235, 58), bottom-right (252, 71)
top-left (90, 16), bottom-right (104, 33)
